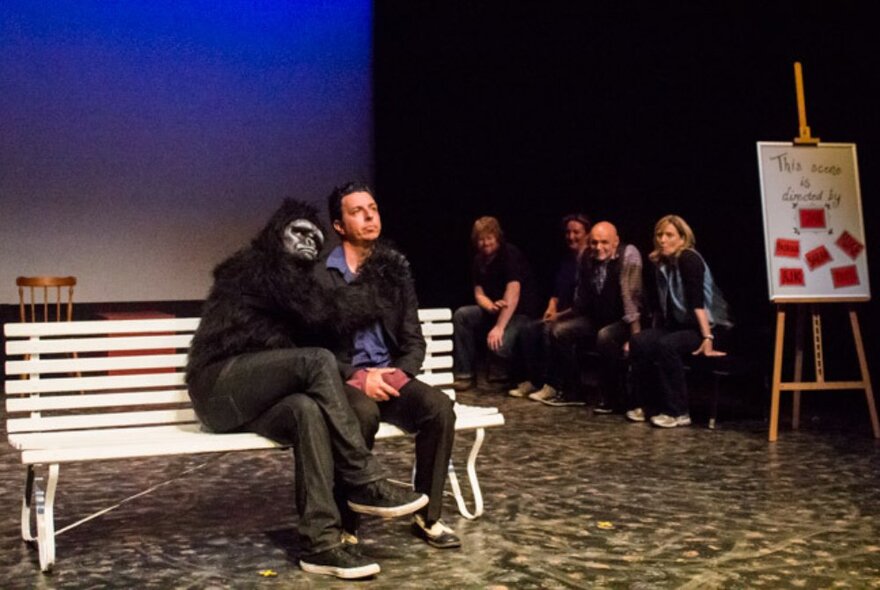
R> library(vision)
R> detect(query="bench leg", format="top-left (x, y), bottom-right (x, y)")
top-left (446, 427), bottom-right (486, 520)
top-left (22, 465), bottom-right (36, 543)
top-left (24, 464), bottom-right (59, 572)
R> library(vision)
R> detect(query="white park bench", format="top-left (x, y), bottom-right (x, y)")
top-left (3, 308), bottom-right (505, 572)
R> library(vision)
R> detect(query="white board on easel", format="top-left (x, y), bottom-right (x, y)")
top-left (757, 142), bottom-right (871, 302)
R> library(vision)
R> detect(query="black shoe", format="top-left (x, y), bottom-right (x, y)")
top-left (347, 479), bottom-right (429, 518)
top-left (541, 391), bottom-right (586, 407)
top-left (412, 514), bottom-right (462, 549)
top-left (299, 545), bottom-right (380, 579)
top-left (452, 377), bottom-right (475, 392)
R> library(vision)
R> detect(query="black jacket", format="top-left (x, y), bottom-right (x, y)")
top-left (315, 242), bottom-right (426, 379)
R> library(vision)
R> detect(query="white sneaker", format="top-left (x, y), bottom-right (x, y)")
top-left (508, 380), bottom-right (538, 398)
top-left (528, 384), bottom-right (557, 402)
top-left (625, 407), bottom-right (646, 422)
top-left (650, 413), bottom-right (692, 428)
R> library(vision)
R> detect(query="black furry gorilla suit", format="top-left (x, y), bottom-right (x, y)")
top-left (186, 199), bottom-right (385, 556)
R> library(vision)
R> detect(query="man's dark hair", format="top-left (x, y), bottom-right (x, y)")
top-left (327, 181), bottom-right (374, 225)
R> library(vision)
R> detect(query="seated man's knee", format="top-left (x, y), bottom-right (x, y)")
top-left (429, 390), bottom-right (455, 426)
top-left (596, 326), bottom-right (624, 359)
top-left (416, 384), bottom-right (455, 424)
top-left (453, 305), bottom-right (481, 328)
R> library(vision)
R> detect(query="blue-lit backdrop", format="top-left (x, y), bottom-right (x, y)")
top-left (0, 0), bottom-right (373, 302)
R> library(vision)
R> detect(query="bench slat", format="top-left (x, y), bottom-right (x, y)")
top-left (6, 334), bottom-right (193, 356)
top-left (6, 390), bottom-right (190, 413)
top-left (7, 409), bottom-right (197, 434)
top-left (421, 323), bottom-right (453, 337)
top-left (420, 356), bottom-right (452, 371)
top-left (4, 318), bottom-right (200, 337)
top-left (5, 372), bottom-right (184, 395)
top-left (15, 412), bottom-right (504, 464)
top-left (417, 308), bottom-right (452, 322)
top-left (416, 372), bottom-right (452, 387)
top-left (6, 353), bottom-right (188, 375)
top-left (9, 424), bottom-right (209, 449)
top-left (425, 340), bottom-right (452, 354)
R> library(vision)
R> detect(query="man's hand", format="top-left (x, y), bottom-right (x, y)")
top-left (363, 368), bottom-right (401, 401)
top-left (481, 299), bottom-right (506, 314)
top-left (487, 325), bottom-right (505, 352)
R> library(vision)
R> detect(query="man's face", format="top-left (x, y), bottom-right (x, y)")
top-left (590, 223), bottom-right (619, 261)
top-left (283, 218), bottom-right (324, 260)
top-left (564, 220), bottom-right (588, 252)
top-left (335, 191), bottom-right (382, 245)
top-left (477, 233), bottom-right (500, 258)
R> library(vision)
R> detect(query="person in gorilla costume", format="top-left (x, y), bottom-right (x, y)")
top-left (186, 199), bottom-right (426, 580)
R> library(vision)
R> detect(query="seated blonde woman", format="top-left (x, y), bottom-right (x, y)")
top-left (626, 214), bottom-right (732, 428)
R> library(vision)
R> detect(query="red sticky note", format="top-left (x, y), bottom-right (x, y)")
top-left (804, 245), bottom-right (832, 271)
top-left (831, 265), bottom-right (859, 288)
top-left (799, 208), bottom-right (827, 229)
top-left (835, 230), bottom-right (865, 260)
top-left (780, 267), bottom-right (805, 286)
top-left (775, 238), bottom-right (800, 258)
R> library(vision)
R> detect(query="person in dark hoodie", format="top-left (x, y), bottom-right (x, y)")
top-left (315, 181), bottom-right (461, 550)
top-left (186, 198), bottom-right (427, 580)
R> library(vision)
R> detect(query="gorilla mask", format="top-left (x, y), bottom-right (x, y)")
top-left (253, 198), bottom-right (327, 263)
top-left (283, 219), bottom-right (324, 261)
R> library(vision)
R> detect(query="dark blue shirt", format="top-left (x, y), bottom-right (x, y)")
top-left (326, 246), bottom-right (391, 368)
top-left (552, 251), bottom-right (580, 311)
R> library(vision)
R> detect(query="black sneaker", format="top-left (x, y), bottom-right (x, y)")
top-left (299, 545), bottom-right (380, 579)
top-left (540, 391), bottom-right (586, 407)
top-left (411, 514), bottom-right (462, 549)
top-left (347, 479), bottom-right (429, 518)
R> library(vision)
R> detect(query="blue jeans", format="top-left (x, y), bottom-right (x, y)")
top-left (187, 347), bottom-right (383, 555)
top-left (452, 304), bottom-right (530, 378)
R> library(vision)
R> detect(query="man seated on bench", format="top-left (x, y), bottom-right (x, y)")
top-left (316, 182), bottom-right (461, 550)
top-left (186, 198), bottom-right (427, 580)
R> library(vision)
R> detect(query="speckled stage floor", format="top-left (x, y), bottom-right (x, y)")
top-left (2, 383), bottom-right (879, 589)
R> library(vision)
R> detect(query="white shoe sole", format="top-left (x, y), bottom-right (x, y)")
top-left (347, 492), bottom-right (428, 518)
top-left (299, 559), bottom-right (380, 579)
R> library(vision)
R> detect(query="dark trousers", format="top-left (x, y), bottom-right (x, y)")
top-left (188, 347), bottom-right (383, 554)
top-left (452, 304), bottom-right (530, 378)
top-left (341, 377), bottom-right (455, 527)
top-left (629, 328), bottom-right (702, 416)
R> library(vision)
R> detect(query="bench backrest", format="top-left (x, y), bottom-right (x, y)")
top-left (4, 309), bottom-right (453, 439)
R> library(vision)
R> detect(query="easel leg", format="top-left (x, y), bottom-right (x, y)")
top-left (849, 309), bottom-right (880, 438)
top-left (792, 305), bottom-right (806, 430)
top-left (769, 307), bottom-right (786, 442)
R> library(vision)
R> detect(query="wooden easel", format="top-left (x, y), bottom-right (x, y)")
top-left (769, 302), bottom-right (879, 441)
top-left (767, 63), bottom-right (879, 441)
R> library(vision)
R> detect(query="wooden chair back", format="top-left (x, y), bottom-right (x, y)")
top-left (16, 276), bottom-right (77, 323)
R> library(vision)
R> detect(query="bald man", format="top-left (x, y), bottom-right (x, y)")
top-left (547, 221), bottom-right (643, 411)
